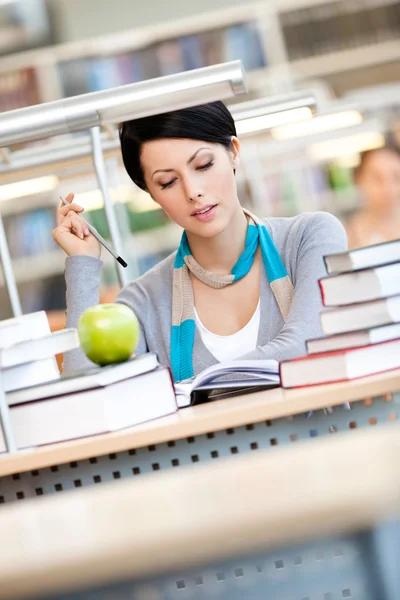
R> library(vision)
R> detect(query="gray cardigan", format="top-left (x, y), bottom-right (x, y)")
top-left (63, 211), bottom-right (347, 374)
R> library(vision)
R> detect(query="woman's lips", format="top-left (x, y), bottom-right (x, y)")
top-left (191, 205), bottom-right (217, 222)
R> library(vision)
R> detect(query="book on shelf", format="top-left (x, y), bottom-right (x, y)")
top-left (198, 29), bottom-right (224, 67)
top-left (117, 53), bottom-right (144, 85)
top-left (179, 35), bottom-right (204, 71)
top-left (319, 262), bottom-right (400, 307)
top-left (324, 239), bottom-right (400, 274)
top-left (371, 2), bottom-right (400, 43)
top-left (223, 21), bottom-right (266, 70)
top-left (279, 8), bottom-right (307, 61)
top-left (315, 3), bottom-right (341, 55)
top-left (156, 40), bottom-right (185, 76)
top-left (280, 338), bottom-right (400, 389)
top-left (0, 67), bottom-right (40, 112)
top-left (175, 359), bottom-right (280, 408)
top-left (59, 58), bottom-right (93, 97)
top-left (88, 57), bottom-right (121, 92)
top-left (1, 363), bottom-right (176, 452)
top-left (307, 322), bottom-right (400, 355)
top-left (279, 0), bottom-right (398, 61)
top-left (135, 45), bottom-right (161, 80)
top-left (4, 208), bottom-right (57, 259)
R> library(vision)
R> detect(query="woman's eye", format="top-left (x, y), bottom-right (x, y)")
top-left (161, 179), bottom-right (176, 189)
top-left (197, 160), bottom-right (214, 171)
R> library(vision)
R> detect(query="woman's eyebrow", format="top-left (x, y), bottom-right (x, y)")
top-left (151, 147), bottom-right (210, 178)
top-left (152, 167), bottom-right (174, 178)
top-left (187, 147), bottom-right (210, 165)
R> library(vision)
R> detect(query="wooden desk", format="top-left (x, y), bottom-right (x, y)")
top-left (0, 369), bottom-right (399, 506)
top-left (0, 426), bottom-right (399, 600)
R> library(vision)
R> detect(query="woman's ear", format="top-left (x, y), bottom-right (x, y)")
top-left (230, 136), bottom-right (240, 170)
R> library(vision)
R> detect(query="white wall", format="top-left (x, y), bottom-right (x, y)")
top-left (48, 0), bottom-right (255, 43)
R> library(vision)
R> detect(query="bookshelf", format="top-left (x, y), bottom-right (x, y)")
top-left (278, 0), bottom-right (400, 60)
top-left (290, 40), bottom-right (400, 79)
top-left (0, 0), bottom-right (399, 107)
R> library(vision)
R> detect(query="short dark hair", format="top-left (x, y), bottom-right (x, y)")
top-left (119, 101), bottom-right (236, 190)
top-left (355, 143), bottom-right (400, 179)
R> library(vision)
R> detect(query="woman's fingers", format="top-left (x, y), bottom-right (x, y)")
top-left (56, 193), bottom-right (85, 225)
top-left (62, 192), bottom-right (77, 206)
top-left (69, 212), bottom-right (88, 239)
top-left (54, 211), bottom-right (86, 241)
top-left (52, 195), bottom-right (101, 258)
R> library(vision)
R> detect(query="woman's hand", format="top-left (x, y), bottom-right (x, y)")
top-left (52, 193), bottom-right (101, 258)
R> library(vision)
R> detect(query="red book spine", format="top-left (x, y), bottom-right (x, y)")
top-left (318, 277), bottom-right (326, 305)
top-left (279, 337), bottom-right (400, 388)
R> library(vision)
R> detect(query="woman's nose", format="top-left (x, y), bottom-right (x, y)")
top-left (183, 178), bottom-right (204, 202)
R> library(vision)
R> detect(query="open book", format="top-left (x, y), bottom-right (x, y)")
top-left (175, 359), bottom-right (280, 407)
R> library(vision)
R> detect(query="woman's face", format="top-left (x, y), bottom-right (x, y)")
top-left (357, 149), bottom-right (400, 212)
top-left (140, 137), bottom-right (240, 238)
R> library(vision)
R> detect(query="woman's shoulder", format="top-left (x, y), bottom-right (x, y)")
top-left (261, 211), bottom-right (347, 248)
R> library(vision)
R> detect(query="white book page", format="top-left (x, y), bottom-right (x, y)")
top-left (352, 241), bottom-right (400, 270)
top-left (387, 296), bottom-right (400, 322)
top-left (376, 264), bottom-right (400, 297)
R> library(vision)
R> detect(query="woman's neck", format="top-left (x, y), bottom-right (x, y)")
top-left (186, 206), bottom-right (248, 273)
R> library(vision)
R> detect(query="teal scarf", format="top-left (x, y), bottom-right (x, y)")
top-left (171, 209), bottom-right (293, 382)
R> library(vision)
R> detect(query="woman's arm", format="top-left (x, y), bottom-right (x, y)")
top-left (239, 212), bottom-right (348, 362)
top-left (62, 255), bottom-right (149, 373)
top-left (63, 255), bottom-right (103, 372)
top-left (53, 195), bottom-right (148, 373)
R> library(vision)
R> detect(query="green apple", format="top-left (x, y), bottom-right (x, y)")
top-left (78, 303), bottom-right (140, 365)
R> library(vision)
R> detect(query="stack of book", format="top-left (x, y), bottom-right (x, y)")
top-left (280, 239), bottom-right (400, 388)
top-left (0, 311), bottom-right (178, 451)
top-left (0, 311), bottom-right (75, 392)
top-left (2, 353), bottom-right (176, 452)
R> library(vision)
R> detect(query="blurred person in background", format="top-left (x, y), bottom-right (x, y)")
top-left (346, 145), bottom-right (400, 248)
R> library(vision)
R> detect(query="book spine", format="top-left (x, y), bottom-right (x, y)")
top-left (323, 255), bottom-right (330, 274)
top-left (278, 360), bottom-right (283, 385)
top-left (318, 278), bottom-right (326, 306)
top-left (281, 363), bottom-right (400, 390)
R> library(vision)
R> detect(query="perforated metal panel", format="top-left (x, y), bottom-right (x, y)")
top-left (0, 392), bottom-right (398, 504)
top-left (43, 527), bottom-right (399, 600)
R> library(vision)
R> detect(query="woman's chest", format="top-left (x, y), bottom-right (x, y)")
top-left (191, 254), bottom-right (261, 335)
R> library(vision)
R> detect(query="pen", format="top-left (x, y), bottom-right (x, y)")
top-left (60, 196), bottom-right (128, 268)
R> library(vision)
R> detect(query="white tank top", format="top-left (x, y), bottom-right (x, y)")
top-left (194, 300), bottom-right (260, 362)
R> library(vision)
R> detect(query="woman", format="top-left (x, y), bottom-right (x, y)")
top-left (53, 101), bottom-right (347, 381)
top-left (346, 145), bottom-right (400, 248)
